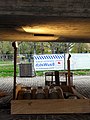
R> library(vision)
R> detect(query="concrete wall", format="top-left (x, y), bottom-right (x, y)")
top-left (0, 0), bottom-right (90, 17)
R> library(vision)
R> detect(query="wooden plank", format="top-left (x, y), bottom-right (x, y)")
top-left (11, 99), bottom-right (90, 114)
top-left (15, 84), bottom-right (22, 99)
top-left (71, 87), bottom-right (87, 99)
top-left (60, 85), bottom-right (75, 93)
top-left (55, 71), bottom-right (60, 85)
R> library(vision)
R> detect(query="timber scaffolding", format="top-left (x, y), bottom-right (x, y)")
top-left (0, 0), bottom-right (90, 115)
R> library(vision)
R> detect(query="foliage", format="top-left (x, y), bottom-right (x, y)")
top-left (18, 42), bottom-right (33, 54)
top-left (0, 41), bottom-right (13, 54)
top-left (71, 43), bottom-right (90, 53)
top-left (0, 41), bottom-right (90, 55)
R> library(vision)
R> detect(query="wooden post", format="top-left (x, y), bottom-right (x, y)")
top-left (55, 71), bottom-right (59, 85)
top-left (67, 54), bottom-right (71, 86)
top-left (12, 42), bottom-right (18, 100)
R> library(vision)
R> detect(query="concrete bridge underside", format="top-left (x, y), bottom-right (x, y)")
top-left (0, 0), bottom-right (90, 42)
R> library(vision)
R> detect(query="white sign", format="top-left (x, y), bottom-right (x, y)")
top-left (34, 54), bottom-right (64, 71)
top-left (68, 53), bottom-right (90, 70)
top-left (34, 53), bottom-right (90, 71)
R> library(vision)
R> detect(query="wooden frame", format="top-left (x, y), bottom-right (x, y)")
top-left (11, 85), bottom-right (89, 114)
top-left (45, 71), bottom-right (73, 86)
top-left (11, 99), bottom-right (90, 114)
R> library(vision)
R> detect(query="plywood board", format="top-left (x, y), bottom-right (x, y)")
top-left (11, 99), bottom-right (90, 114)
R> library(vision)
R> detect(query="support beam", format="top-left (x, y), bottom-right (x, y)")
top-left (55, 71), bottom-right (60, 85)
top-left (67, 54), bottom-right (71, 86)
top-left (12, 42), bottom-right (18, 100)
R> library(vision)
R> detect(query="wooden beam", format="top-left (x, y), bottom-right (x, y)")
top-left (55, 71), bottom-right (60, 85)
top-left (67, 54), bottom-right (71, 86)
top-left (11, 99), bottom-right (90, 114)
top-left (71, 87), bottom-right (87, 99)
top-left (12, 42), bottom-right (18, 100)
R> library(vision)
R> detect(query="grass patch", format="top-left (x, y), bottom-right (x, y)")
top-left (0, 64), bottom-right (19, 77)
top-left (71, 70), bottom-right (90, 75)
top-left (0, 60), bottom-right (13, 64)
top-left (36, 71), bottom-right (44, 76)
top-left (0, 61), bottom-right (90, 77)
top-left (36, 70), bottom-right (90, 76)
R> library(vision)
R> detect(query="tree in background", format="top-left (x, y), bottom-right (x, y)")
top-left (71, 43), bottom-right (90, 53)
top-left (48, 42), bottom-right (75, 54)
top-left (0, 41), bottom-right (90, 56)
top-left (0, 41), bottom-right (13, 54)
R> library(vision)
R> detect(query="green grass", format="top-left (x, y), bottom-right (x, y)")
top-left (0, 64), bottom-right (19, 77)
top-left (0, 60), bottom-right (13, 64)
top-left (72, 70), bottom-right (90, 75)
top-left (0, 60), bottom-right (90, 77)
top-left (36, 70), bottom-right (90, 77)
top-left (36, 71), bottom-right (44, 76)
